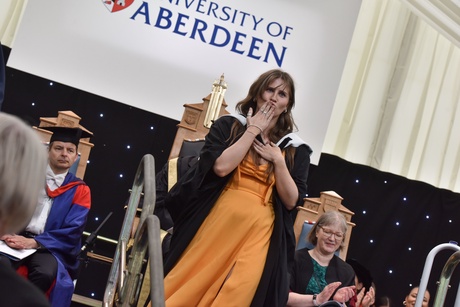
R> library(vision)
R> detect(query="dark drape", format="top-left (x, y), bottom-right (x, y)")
top-left (306, 153), bottom-right (460, 306)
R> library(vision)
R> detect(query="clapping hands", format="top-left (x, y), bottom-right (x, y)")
top-left (355, 286), bottom-right (375, 307)
top-left (314, 282), bottom-right (356, 305)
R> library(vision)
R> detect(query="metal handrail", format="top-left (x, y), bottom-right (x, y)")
top-left (416, 242), bottom-right (460, 307)
top-left (433, 250), bottom-right (460, 307)
top-left (103, 154), bottom-right (157, 307)
top-left (117, 214), bottom-right (164, 307)
top-left (145, 215), bottom-right (165, 307)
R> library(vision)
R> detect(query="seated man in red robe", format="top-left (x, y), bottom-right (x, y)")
top-left (2, 126), bottom-right (92, 307)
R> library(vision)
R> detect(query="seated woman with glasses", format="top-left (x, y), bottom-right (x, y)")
top-left (287, 211), bottom-right (356, 307)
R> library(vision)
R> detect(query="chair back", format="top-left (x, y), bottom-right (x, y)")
top-left (69, 154), bottom-right (81, 175)
top-left (178, 139), bottom-right (205, 157)
top-left (296, 220), bottom-right (315, 250)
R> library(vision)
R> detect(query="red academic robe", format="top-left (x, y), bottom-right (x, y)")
top-left (34, 172), bottom-right (91, 307)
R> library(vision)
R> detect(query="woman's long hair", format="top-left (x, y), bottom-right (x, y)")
top-left (229, 69), bottom-right (298, 173)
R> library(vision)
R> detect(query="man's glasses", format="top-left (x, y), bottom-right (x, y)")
top-left (318, 225), bottom-right (344, 240)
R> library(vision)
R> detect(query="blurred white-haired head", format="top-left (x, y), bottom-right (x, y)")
top-left (0, 112), bottom-right (47, 235)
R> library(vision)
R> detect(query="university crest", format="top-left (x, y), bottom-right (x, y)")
top-left (102, 0), bottom-right (135, 13)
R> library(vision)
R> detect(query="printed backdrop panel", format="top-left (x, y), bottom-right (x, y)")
top-left (8, 0), bottom-right (362, 164)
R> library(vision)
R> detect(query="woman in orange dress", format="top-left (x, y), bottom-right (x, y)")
top-left (164, 69), bottom-right (312, 307)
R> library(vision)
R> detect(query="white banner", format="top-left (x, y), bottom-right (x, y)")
top-left (7, 0), bottom-right (362, 164)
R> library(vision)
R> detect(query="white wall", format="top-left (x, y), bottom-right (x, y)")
top-left (6, 0), bottom-right (362, 164)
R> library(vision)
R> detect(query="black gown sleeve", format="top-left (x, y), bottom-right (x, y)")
top-left (163, 116), bottom-right (238, 274)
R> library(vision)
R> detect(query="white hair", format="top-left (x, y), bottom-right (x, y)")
top-left (0, 112), bottom-right (47, 235)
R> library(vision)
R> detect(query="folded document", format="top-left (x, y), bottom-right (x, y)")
top-left (0, 240), bottom-right (36, 261)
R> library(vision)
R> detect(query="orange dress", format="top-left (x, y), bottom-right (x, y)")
top-left (164, 156), bottom-right (276, 307)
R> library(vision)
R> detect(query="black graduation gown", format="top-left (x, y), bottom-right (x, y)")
top-left (164, 115), bottom-right (312, 306)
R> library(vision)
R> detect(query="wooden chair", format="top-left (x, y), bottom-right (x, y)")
top-left (168, 95), bottom-right (229, 160)
top-left (293, 191), bottom-right (355, 260)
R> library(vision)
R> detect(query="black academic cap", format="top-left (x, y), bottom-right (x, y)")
top-left (44, 126), bottom-right (92, 147)
top-left (347, 258), bottom-right (373, 292)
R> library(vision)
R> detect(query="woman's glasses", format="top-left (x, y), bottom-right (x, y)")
top-left (318, 225), bottom-right (344, 240)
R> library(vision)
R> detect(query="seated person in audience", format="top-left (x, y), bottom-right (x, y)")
top-left (347, 258), bottom-right (375, 307)
top-left (0, 112), bottom-right (50, 306)
top-left (1, 126), bottom-right (91, 307)
top-left (288, 211), bottom-right (356, 306)
top-left (403, 286), bottom-right (430, 307)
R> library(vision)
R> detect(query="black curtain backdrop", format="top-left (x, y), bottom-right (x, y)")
top-left (1, 45), bottom-right (459, 306)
